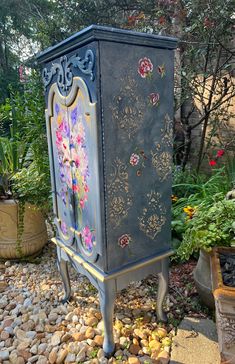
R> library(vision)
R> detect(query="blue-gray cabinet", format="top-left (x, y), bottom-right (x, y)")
top-left (37, 25), bottom-right (177, 356)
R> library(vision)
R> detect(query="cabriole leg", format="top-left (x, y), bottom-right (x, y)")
top-left (57, 257), bottom-right (72, 304)
top-left (98, 280), bottom-right (116, 357)
top-left (156, 257), bottom-right (169, 322)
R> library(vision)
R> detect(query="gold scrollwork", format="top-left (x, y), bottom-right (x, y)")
top-left (138, 191), bottom-right (166, 240)
top-left (151, 150), bottom-right (172, 182)
top-left (161, 113), bottom-right (173, 147)
top-left (111, 76), bottom-right (145, 140)
top-left (107, 158), bottom-right (133, 228)
top-left (151, 114), bottom-right (173, 181)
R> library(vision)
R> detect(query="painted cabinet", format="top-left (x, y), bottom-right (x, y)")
top-left (38, 25), bottom-right (177, 274)
top-left (38, 25), bottom-right (177, 356)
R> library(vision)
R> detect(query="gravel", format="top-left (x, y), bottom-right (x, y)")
top-left (0, 243), bottom-right (178, 364)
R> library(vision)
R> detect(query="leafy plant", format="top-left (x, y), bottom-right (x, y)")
top-left (176, 197), bottom-right (235, 261)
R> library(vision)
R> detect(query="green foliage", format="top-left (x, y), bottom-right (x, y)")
top-left (176, 197), bottom-right (235, 261)
top-left (0, 72), bottom-right (51, 212)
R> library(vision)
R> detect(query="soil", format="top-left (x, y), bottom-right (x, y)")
top-left (220, 253), bottom-right (235, 287)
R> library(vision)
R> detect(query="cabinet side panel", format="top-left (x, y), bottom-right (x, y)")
top-left (100, 41), bottom-right (174, 273)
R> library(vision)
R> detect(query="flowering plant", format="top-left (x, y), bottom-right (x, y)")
top-left (176, 196), bottom-right (235, 261)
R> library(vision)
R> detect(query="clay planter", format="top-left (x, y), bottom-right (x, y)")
top-left (211, 247), bottom-right (235, 363)
top-left (193, 249), bottom-right (214, 309)
top-left (0, 200), bottom-right (48, 260)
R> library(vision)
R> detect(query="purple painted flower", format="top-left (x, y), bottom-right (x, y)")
top-left (71, 107), bottom-right (77, 126)
top-left (61, 221), bottom-right (67, 235)
top-left (55, 104), bottom-right (60, 114)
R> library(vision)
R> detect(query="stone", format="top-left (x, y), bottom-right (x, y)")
top-left (51, 332), bottom-right (62, 346)
top-left (28, 355), bottom-right (40, 363)
top-left (155, 350), bottom-right (170, 363)
top-left (76, 346), bottom-right (87, 362)
top-left (17, 342), bottom-right (30, 351)
top-left (0, 281), bottom-right (8, 293)
top-left (61, 333), bottom-right (71, 342)
top-left (94, 335), bottom-right (104, 346)
top-left (48, 350), bottom-right (57, 364)
top-left (72, 315), bottom-right (79, 323)
top-left (149, 340), bottom-right (161, 353)
top-left (1, 331), bottom-right (10, 340)
top-left (37, 356), bottom-right (48, 364)
top-left (85, 317), bottom-right (99, 327)
top-left (22, 320), bottom-right (35, 332)
top-left (65, 352), bottom-right (76, 363)
top-left (56, 348), bottom-right (68, 364)
top-left (26, 331), bottom-right (37, 340)
top-left (128, 357), bottom-right (140, 364)
top-left (15, 357), bottom-right (25, 364)
top-left (3, 319), bottom-right (13, 328)
top-left (72, 332), bottom-right (85, 341)
top-left (17, 349), bottom-right (32, 361)
top-left (0, 350), bottom-right (9, 360)
top-left (48, 313), bottom-right (58, 323)
top-left (129, 344), bottom-right (141, 355)
top-left (30, 344), bottom-right (38, 355)
top-left (38, 343), bottom-right (48, 354)
top-left (134, 329), bottom-right (147, 340)
top-left (0, 298), bottom-right (8, 309)
top-left (97, 348), bottom-right (105, 360)
top-left (85, 327), bottom-right (95, 339)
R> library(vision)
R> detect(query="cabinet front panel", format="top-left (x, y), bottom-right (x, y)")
top-left (46, 77), bottom-right (102, 262)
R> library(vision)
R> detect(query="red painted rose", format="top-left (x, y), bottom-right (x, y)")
top-left (130, 153), bottom-right (140, 166)
top-left (149, 92), bottom-right (160, 106)
top-left (138, 57), bottom-right (153, 78)
top-left (118, 234), bottom-right (132, 248)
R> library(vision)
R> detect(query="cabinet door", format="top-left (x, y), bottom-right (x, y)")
top-left (46, 77), bottom-right (101, 262)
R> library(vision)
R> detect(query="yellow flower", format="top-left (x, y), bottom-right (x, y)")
top-left (171, 194), bottom-right (178, 202)
top-left (183, 206), bottom-right (196, 219)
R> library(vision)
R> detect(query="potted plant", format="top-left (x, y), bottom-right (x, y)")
top-left (176, 194), bottom-right (235, 308)
top-left (211, 246), bottom-right (235, 363)
top-left (0, 74), bottom-right (51, 260)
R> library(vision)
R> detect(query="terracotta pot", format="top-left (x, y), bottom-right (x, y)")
top-left (193, 249), bottom-right (214, 309)
top-left (0, 200), bottom-right (48, 259)
top-left (211, 247), bottom-right (235, 364)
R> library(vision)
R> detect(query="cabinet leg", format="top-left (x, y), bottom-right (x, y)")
top-left (156, 257), bottom-right (169, 323)
top-left (98, 281), bottom-right (116, 357)
top-left (57, 258), bottom-right (72, 304)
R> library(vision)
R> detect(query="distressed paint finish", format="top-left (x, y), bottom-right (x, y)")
top-left (38, 25), bottom-right (177, 357)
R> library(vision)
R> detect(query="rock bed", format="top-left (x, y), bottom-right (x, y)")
top-left (0, 243), bottom-right (199, 364)
top-left (220, 253), bottom-right (235, 287)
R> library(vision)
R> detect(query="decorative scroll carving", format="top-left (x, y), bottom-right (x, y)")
top-left (216, 308), bottom-right (235, 348)
top-left (42, 49), bottom-right (95, 90)
top-left (107, 158), bottom-right (133, 228)
top-left (138, 191), bottom-right (166, 240)
top-left (111, 76), bottom-right (145, 140)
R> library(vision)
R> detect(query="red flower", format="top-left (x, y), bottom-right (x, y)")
top-left (149, 93), bottom-right (160, 106)
top-left (209, 160), bottom-right (217, 166)
top-left (138, 57), bottom-right (153, 78)
top-left (217, 149), bottom-right (225, 158)
top-left (118, 234), bottom-right (132, 248)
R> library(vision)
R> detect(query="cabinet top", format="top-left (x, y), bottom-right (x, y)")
top-left (37, 24), bottom-right (178, 63)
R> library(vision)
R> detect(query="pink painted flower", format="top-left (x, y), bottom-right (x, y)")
top-left (82, 226), bottom-right (94, 251)
top-left (209, 160), bottom-right (217, 166)
top-left (217, 149), bottom-right (225, 158)
top-left (130, 153), bottom-right (140, 166)
top-left (56, 130), bottom-right (63, 143)
top-left (149, 92), bottom-right (160, 106)
top-left (80, 199), bottom-right (85, 209)
top-left (118, 234), bottom-right (132, 248)
top-left (138, 57), bottom-right (153, 78)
